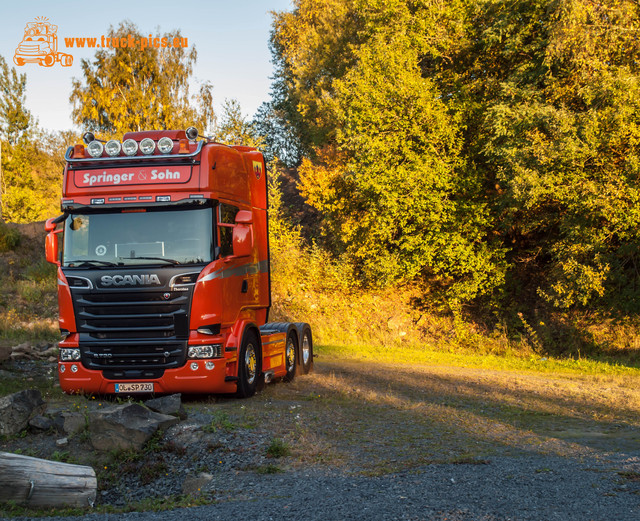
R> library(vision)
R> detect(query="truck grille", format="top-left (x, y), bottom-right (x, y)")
top-left (75, 291), bottom-right (190, 339)
top-left (71, 289), bottom-right (193, 376)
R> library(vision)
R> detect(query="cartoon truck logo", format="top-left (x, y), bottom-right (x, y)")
top-left (14, 18), bottom-right (73, 67)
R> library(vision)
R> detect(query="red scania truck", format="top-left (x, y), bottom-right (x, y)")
top-left (45, 127), bottom-right (313, 397)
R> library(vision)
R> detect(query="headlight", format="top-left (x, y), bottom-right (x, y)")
top-left (157, 137), bottom-right (174, 154)
top-left (188, 344), bottom-right (223, 359)
top-left (139, 138), bottom-right (156, 155)
top-left (87, 141), bottom-right (103, 158)
top-left (60, 348), bottom-right (81, 361)
top-left (105, 140), bottom-right (121, 157)
top-left (122, 139), bottom-right (138, 156)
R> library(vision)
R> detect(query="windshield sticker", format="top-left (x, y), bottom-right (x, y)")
top-left (95, 245), bottom-right (107, 256)
top-left (74, 165), bottom-right (191, 188)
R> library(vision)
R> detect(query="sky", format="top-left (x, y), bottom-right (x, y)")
top-left (0, 0), bottom-right (293, 133)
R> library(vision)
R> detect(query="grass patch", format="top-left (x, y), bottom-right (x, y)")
top-left (316, 343), bottom-right (640, 377)
top-left (266, 437), bottom-right (290, 458)
top-left (203, 411), bottom-right (236, 433)
top-left (255, 463), bottom-right (284, 474)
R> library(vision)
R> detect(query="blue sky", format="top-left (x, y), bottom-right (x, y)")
top-left (0, 0), bottom-right (293, 132)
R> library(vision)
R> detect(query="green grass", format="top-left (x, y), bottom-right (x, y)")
top-left (203, 411), bottom-right (236, 433)
top-left (266, 437), bottom-right (290, 458)
top-left (317, 342), bottom-right (640, 377)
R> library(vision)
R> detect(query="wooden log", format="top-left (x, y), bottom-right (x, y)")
top-left (0, 451), bottom-right (96, 508)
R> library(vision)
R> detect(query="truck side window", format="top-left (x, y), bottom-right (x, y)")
top-left (218, 203), bottom-right (239, 257)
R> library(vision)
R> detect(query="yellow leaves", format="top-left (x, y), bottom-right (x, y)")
top-left (298, 145), bottom-right (347, 213)
top-left (69, 21), bottom-right (213, 137)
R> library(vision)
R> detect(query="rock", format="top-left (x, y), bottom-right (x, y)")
top-left (0, 389), bottom-right (44, 436)
top-left (88, 403), bottom-right (179, 451)
top-left (56, 437), bottom-right (69, 447)
top-left (164, 422), bottom-right (204, 449)
top-left (11, 342), bottom-right (32, 354)
top-left (54, 412), bottom-right (86, 435)
top-left (0, 344), bottom-right (11, 364)
top-left (182, 472), bottom-right (213, 495)
top-left (29, 414), bottom-right (54, 431)
top-left (144, 394), bottom-right (187, 420)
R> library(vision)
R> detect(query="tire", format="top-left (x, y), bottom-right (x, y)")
top-left (13, 56), bottom-right (24, 66)
top-left (61, 54), bottom-right (73, 66)
top-left (297, 323), bottom-right (313, 374)
top-left (42, 54), bottom-right (55, 67)
top-left (237, 329), bottom-right (261, 398)
top-left (283, 329), bottom-right (298, 382)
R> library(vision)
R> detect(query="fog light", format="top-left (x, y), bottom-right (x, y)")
top-left (60, 348), bottom-right (81, 361)
top-left (157, 137), bottom-right (174, 154)
top-left (122, 138), bottom-right (138, 156)
top-left (105, 140), bottom-right (121, 156)
top-left (205, 361), bottom-right (215, 370)
top-left (71, 364), bottom-right (78, 373)
top-left (87, 141), bottom-right (103, 158)
top-left (140, 138), bottom-right (156, 155)
top-left (190, 362), bottom-right (199, 371)
top-left (60, 364), bottom-right (65, 373)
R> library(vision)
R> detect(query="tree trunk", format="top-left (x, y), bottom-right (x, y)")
top-left (0, 451), bottom-right (97, 508)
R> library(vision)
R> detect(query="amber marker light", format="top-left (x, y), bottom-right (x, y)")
top-left (73, 144), bottom-right (85, 158)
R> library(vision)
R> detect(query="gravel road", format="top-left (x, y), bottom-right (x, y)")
top-left (13, 452), bottom-right (640, 521)
top-left (3, 358), bottom-right (640, 521)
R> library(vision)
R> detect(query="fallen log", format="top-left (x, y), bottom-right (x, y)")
top-left (0, 451), bottom-right (96, 508)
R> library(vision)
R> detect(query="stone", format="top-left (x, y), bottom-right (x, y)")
top-left (182, 472), bottom-right (213, 495)
top-left (144, 394), bottom-right (187, 420)
top-left (56, 437), bottom-right (69, 447)
top-left (54, 412), bottom-right (86, 435)
top-left (0, 344), bottom-right (11, 364)
top-left (0, 389), bottom-right (44, 436)
top-left (88, 403), bottom-right (179, 451)
top-left (29, 415), bottom-right (54, 431)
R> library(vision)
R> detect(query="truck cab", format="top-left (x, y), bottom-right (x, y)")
top-left (46, 128), bottom-right (312, 396)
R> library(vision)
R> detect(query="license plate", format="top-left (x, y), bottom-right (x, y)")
top-left (115, 382), bottom-right (154, 393)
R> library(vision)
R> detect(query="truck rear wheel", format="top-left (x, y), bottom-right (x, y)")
top-left (298, 324), bottom-right (313, 374)
top-left (283, 330), bottom-right (298, 382)
top-left (237, 330), bottom-right (261, 398)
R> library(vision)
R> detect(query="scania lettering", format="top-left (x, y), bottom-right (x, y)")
top-left (100, 274), bottom-right (161, 286)
top-left (46, 128), bottom-right (313, 397)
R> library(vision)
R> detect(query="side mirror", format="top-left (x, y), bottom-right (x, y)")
top-left (45, 217), bottom-right (61, 266)
top-left (232, 224), bottom-right (253, 258)
top-left (45, 232), bottom-right (59, 265)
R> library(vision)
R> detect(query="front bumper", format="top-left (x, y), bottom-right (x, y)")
top-left (58, 358), bottom-right (237, 395)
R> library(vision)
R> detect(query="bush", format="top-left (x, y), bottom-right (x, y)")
top-left (0, 222), bottom-right (21, 252)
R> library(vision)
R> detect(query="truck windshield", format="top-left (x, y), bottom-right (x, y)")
top-left (62, 207), bottom-right (213, 267)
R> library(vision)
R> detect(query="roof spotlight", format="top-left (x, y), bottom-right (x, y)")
top-left (185, 127), bottom-right (198, 141)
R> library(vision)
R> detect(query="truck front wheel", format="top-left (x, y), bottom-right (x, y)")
top-left (283, 330), bottom-right (298, 382)
top-left (237, 330), bottom-right (261, 398)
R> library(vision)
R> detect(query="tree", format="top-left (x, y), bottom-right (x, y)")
top-left (272, 0), bottom-right (505, 305)
top-left (270, 0), bottom-right (640, 311)
top-left (70, 21), bottom-right (214, 138)
top-left (0, 55), bottom-right (33, 145)
top-left (453, 0), bottom-right (640, 309)
top-left (214, 99), bottom-right (263, 148)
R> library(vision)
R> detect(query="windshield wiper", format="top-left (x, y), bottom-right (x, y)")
top-left (67, 259), bottom-right (121, 268)
top-left (118, 256), bottom-right (181, 265)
